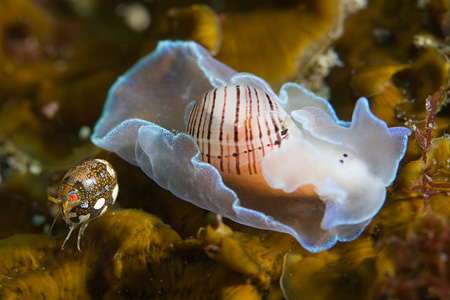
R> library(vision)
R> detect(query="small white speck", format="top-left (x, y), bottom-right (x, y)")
top-left (32, 215), bottom-right (46, 226)
top-left (117, 3), bottom-right (151, 32)
top-left (78, 126), bottom-right (91, 140)
top-left (94, 198), bottom-right (105, 210)
top-left (112, 185), bottom-right (119, 203)
top-left (29, 163), bottom-right (42, 175)
top-left (41, 101), bottom-right (60, 119)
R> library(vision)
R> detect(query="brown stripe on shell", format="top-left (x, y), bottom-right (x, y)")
top-left (234, 86), bottom-right (241, 175)
top-left (206, 89), bottom-right (216, 164)
top-left (198, 92), bottom-right (208, 161)
top-left (254, 87), bottom-right (266, 157)
top-left (187, 85), bottom-right (289, 176)
top-left (219, 86), bottom-right (227, 172)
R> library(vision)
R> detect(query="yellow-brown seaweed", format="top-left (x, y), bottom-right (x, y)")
top-left (2, 0), bottom-right (450, 299)
top-left (0, 209), bottom-right (290, 299)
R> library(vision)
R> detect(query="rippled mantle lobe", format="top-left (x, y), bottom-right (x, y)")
top-left (92, 41), bottom-right (410, 253)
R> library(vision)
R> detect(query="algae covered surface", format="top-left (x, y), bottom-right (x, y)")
top-left (1, 0), bottom-right (450, 299)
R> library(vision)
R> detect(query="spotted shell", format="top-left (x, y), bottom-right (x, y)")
top-left (187, 85), bottom-right (290, 176)
top-left (48, 158), bottom-right (119, 251)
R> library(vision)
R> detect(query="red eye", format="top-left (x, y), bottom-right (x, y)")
top-left (57, 186), bottom-right (63, 196)
top-left (69, 193), bottom-right (78, 202)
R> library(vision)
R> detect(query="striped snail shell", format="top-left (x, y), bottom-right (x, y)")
top-left (187, 85), bottom-right (290, 176)
top-left (48, 159), bottom-right (119, 251)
